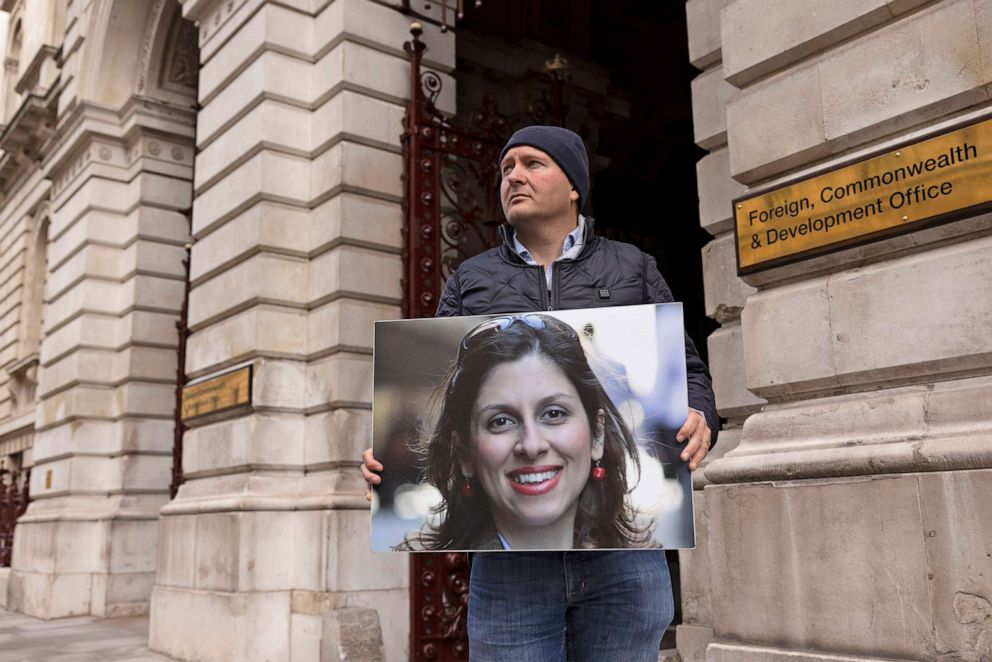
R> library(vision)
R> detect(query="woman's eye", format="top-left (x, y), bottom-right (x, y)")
top-left (541, 407), bottom-right (568, 423)
top-left (486, 415), bottom-right (516, 432)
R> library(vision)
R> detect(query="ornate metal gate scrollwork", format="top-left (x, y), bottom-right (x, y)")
top-left (0, 468), bottom-right (30, 567)
top-left (400, 0), bottom-right (483, 33)
top-left (402, 23), bottom-right (505, 661)
top-left (401, 19), bottom-right (569, 660)
top-left (401, 23), bottom-right (508, 321)
top-left (412, 552), bottom-right (471, 660)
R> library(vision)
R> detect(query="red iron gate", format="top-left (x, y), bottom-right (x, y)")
top-left (401, 24), bottom-right (507, 321)
top-left (402, 23), bottom-right (505, 660)
top-left (0, 468), bottom-right (30, 567)
top-left (401, 18), bottom-right (568, 659)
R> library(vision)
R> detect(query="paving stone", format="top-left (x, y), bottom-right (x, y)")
top-left (0, 608), bottom-right (176, 661)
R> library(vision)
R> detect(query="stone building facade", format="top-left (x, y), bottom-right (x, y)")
top-left (680, 1), bottom-right (992, 661)
top-left (0, 1), bottom-right (984, 661)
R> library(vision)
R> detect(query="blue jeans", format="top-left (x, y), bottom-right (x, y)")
top-left (467, 551), bottom-right (673, 662)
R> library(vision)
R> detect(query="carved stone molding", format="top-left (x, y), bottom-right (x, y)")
top-left (0, 89), bottom-right (57, 196)
top-left (6, 355), bottom-right (38, 414)
top-left (165, 13), bottom-right (199, 90)
top-left (44, 99), bottom-right (195, 199)
top-left (179, 0), bottom-right (246, 43)
top-left (136, 0), bottom-right (169, 95)
top-left (137, 0), bottom-right (198, 103)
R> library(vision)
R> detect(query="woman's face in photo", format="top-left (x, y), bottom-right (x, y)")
top-left (465, 352), bottom-right (603, 541)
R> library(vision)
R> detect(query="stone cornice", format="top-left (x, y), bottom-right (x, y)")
top-left (0, 409), bottom-right (34, 447)
top-left (42, 97), bottom-right (195, 180)
top-left (0, 87), bottom-right (56, 196)
top-left (14, 44), bottom-right (58, 95)
top-left (178, 0), bottom-right (229, 23)
top-left (705, 435), bottom-right (992, 485)
top-left (0, 93), bottom-right (54, 151)
top-left (705, 375), bottom-right (992, 485)
top-left (160, 492), bottom-right (369, 515)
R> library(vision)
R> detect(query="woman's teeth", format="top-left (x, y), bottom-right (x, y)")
top-left (511, 470), bottom-right (558, 484)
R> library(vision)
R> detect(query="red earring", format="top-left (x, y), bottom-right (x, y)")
top-left (461, 478), bottom-right (475, 497)
top-left (591, 459), bottom-right (606, 481)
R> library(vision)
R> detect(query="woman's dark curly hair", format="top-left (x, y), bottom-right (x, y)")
top-left (401, 314), bottom-right (651, 550)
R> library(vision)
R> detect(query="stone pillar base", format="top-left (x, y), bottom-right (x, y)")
top-left (149, 586), bottom-right (398, 662)
top-left (320, 607), bottom-right (385, 661)
top-left (7, 507), bottom-right (160, 618)
top-left (706, 643), bottom-right (903, 661)
top-left (149, 586), bottom-right (295, 661)
top-left (0, 567), bottom-right (9, 609)
top-left (677, 624), bottom-right (715, 662)
top-left (149, 473), bottom-right (410, 661)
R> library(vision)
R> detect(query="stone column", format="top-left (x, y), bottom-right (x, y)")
top-left (684, 1), bottom-right (992, 660)
top-left (678, 1), bottom-right (762, 658)
top-left (148, 1), bottom-right (453, 660)
top-left (6, 103), bottom-right (195, 617)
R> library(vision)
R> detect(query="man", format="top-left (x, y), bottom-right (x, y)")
top-left (364, 125), bottom-right (716, 661)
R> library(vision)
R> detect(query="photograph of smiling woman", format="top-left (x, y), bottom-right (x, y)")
top-left (394, 314), bottom-right (653, 551)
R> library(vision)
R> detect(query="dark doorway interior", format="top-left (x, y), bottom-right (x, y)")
top-left (453, 0), bottom-right (711, 650)
top-left (587, 2), bottom-right (715, 357)
top-left (457, 0), bottom-right (715, 360)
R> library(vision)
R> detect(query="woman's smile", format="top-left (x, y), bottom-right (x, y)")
top-left (506, 465), bottom-right (562, 494)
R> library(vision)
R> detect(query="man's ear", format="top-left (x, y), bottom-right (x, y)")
top-left (454, 432), bottom-right (474, 478)
top-left (591, 409), bottom-right (605, 461)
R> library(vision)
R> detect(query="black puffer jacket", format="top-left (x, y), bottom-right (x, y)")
top-left (436, 219), bottom-right (719, 444)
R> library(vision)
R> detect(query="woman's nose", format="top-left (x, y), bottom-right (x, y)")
top-left (514, 422), bottom-right (548, 459)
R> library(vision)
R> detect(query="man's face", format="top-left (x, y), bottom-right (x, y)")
top-left (499, 146), bottom-right (578, 226)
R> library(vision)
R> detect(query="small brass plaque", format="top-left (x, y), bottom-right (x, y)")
top-left (181, 366), bottom-right (252, 421)
top-left (735, 116), bottom-right (992, 273)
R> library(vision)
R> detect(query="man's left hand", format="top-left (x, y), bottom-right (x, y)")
top-left (676, 409), bottom-right (711, 471)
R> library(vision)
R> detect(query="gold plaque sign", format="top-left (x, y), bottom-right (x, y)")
top-left (735, 116), bottom-right (992, 273)
top-left (181, 366), bottom-right (252, 421)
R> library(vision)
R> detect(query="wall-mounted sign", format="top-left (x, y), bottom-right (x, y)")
top-left (181, 366), bottom-right (252, 421)
top-left (734, 116), bottom-right (992, 274)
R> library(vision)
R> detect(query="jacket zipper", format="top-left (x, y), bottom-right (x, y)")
top-left (549, 263), bottom-right (559, 310)
top-left (539, 264), bottom-right (552, 310)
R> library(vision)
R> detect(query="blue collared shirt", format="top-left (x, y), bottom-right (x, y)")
top-left (512, 215), bottom-right (586, 291)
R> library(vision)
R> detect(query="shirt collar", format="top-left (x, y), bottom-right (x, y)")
top-left (512, 215), bottom-right (586, 265)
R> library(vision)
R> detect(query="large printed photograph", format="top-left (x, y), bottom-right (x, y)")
top-left (371, 303), bottom-right (694, 552)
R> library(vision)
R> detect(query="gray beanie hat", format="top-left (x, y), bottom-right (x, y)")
top-left (499, 126), bottom-right (590, 211)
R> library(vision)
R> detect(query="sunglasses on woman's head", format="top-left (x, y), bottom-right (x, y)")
top-left (458, 314), bottom-right (578, 360)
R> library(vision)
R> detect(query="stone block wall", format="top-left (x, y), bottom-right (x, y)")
top-left (0, 0), bottom-right (62, 444)
top-left (725, 0), bottom-right (992, 183)
top-left (679, 1), bottom-right (761, 648)
top-left (8, 107), bottom-right (195, 618)
top-left (148, 1), bottom-right (453, 660)
top-left (0, 172), bottom-right (47, 424)
top-left (682, 1), bottom-right (992, 660)
top-left (4, 0), bottom-right (199, 621)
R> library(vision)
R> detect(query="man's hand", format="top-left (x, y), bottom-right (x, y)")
top-left (361, 448), bottom-right (383, 502)
top-left (676, 409), bottom-right (711, 471)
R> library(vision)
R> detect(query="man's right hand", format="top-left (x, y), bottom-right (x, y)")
top-left (361, 448), bottom-right (383, 502)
